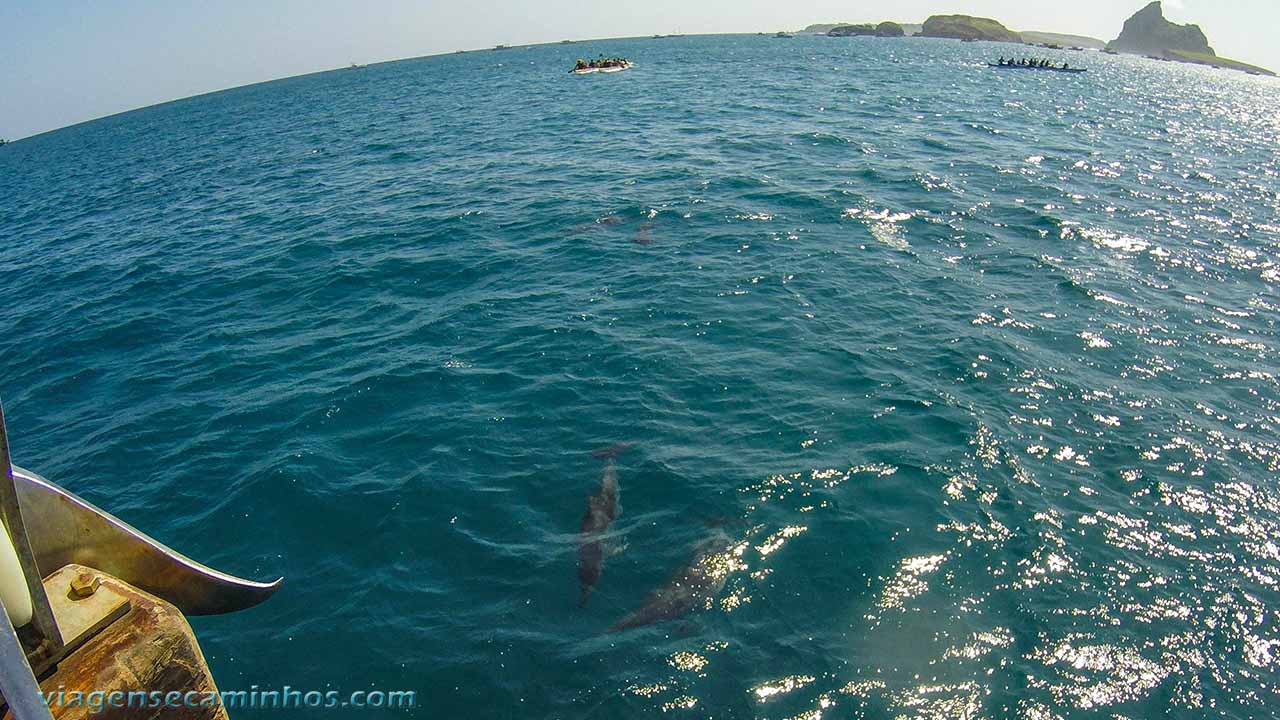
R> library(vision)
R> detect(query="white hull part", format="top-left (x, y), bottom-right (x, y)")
top-left (0, 523), bottom-right (32, 626)
top-left (571, 63), bottom-right (633, 75)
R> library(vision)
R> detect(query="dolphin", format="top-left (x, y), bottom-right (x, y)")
top-left (577, 444), bottom-right (629, 606)
top-left (608, 529), bottom-right (735, 632)
top-left (632, 222), bottom-right (655, 245)
top-left (569, 214), bottom-right (627, 235)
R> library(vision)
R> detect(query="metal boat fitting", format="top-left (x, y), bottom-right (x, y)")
top-left (11, 466), bottom-right (281, 616)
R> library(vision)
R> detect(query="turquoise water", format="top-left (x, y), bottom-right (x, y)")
top-left (3, 33), bottom-right (1280, 718)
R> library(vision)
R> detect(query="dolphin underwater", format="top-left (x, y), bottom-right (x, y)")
top-left (608, 528), bottom-right (736, 632)
top-left (577, 444), bottom-right (629, 607)
top-left (632, 222), bottom-right (655, 245)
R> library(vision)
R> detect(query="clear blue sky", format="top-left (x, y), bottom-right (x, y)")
top-left (2, 0), bottom-right (1276, 140)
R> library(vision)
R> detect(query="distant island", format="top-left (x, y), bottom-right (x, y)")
top-left (828, 22), bottom-right (905, 38)
top-left (1107, 1), bottom-right (1210, 56)
top-left (803, 22), bottom-right (922, 37)
top-left (800, 2), bottom-right (1272, 77)
top-left (919, 15), bottom-right (1021, 43)
top-left (1105, 2), bottom-right (1274, 75)
top-left (1019, 32), bottom-right (1105, 50)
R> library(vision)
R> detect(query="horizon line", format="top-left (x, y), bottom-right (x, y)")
top-left (5, 25), bottom-right (1236, 144)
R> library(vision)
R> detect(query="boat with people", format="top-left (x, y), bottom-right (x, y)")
top-left (570, 56), bottom-right (633, 74)
top-left (989, 57), bottom-right (1087, 73)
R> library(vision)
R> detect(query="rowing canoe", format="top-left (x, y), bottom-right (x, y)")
top-left (988, 63), bottom-right (1087, 74)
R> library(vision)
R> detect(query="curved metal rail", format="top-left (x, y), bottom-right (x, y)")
top-left (12, 466), bottom-right (281, 616)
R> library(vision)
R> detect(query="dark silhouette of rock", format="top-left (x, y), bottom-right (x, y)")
top-left (828, 22), bottom-right (906, 38)
top-left (1018, 31), bottom-right (1105, 50)
top-left (1105, 2), bottom-right (1213, 58)
top-left (920, 15), bottom-right (1021, 43)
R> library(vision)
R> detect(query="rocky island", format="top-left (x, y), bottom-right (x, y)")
top-left (1106, 1), bottom-right (1274, 76)
top-left (801, 4), bottom-right (1272, 77)
top-left (919, 15), bottom-right (1021, 43)
top-left (1106, 1), bottom-right (1211, 57)
top-left (827, 22), bottom-right (906, 38)
top-left (1019, 32), bottom-right (1105, 50)
top-left (803, 22), bottom-right (922, 36)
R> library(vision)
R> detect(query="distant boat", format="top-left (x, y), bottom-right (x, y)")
top-left (988, 63), bottom-right (1087, 74)
top-left (774, 31), bottom-right (794, 38)
top-left (348, 62), bottom-right (366, 70)
top-left (561, 40), bottom-right (574, 44)
top-left (571, 60), bottom-right (633, 75)
top-left (0, 138), bottom-right (7, 147)
top-left (494, 44), bottom-right (509, 50)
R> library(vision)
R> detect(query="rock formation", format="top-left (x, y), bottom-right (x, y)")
top-left (920, 15), bottom-right (1021, 43)
top-left (1105, 1), bottom-right (1213, 57)
top-left (828, 22), bottom-right (906, 38)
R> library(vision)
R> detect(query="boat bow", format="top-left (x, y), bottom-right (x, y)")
top-left (11, 466), bottom-right (281, 616)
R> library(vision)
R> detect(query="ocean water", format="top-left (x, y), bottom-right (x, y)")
top-left (2, 33), bottom-right (1280, 719)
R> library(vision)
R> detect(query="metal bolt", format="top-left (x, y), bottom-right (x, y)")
top-left (69, 572), bottom-right (100, 599)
